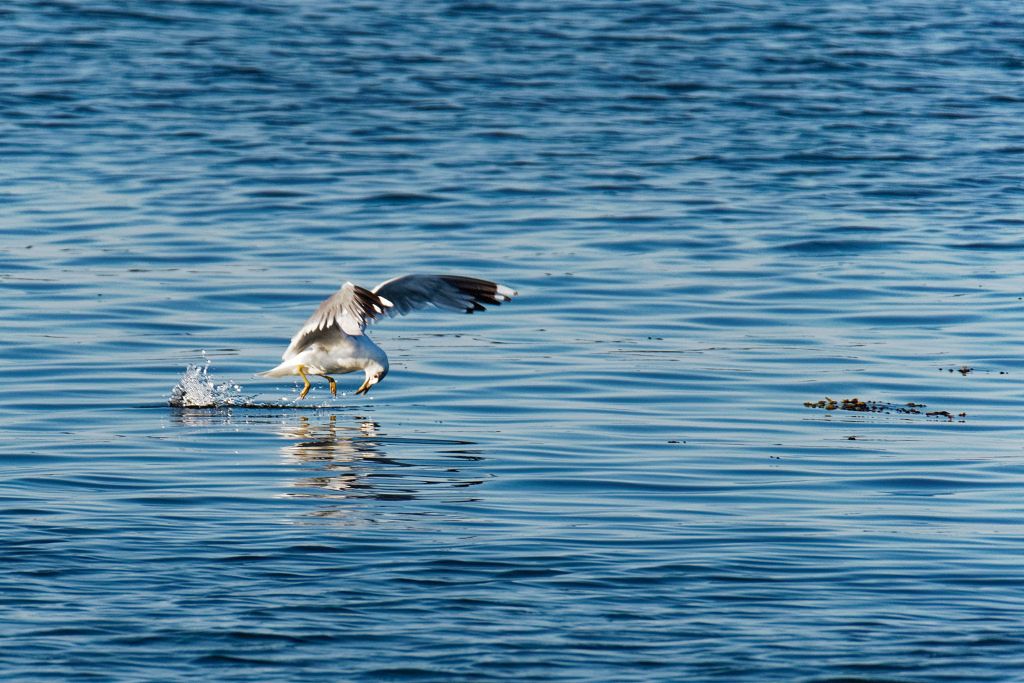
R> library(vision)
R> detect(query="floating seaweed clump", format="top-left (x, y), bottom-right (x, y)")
top-left (803, 397), bottom-right (965, 419)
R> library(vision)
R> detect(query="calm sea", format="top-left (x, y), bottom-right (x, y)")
top-left (3, 1), bottom-right (1024, 680)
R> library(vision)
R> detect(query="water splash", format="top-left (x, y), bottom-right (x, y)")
top-left (168, 362), bottom-right (253, 408)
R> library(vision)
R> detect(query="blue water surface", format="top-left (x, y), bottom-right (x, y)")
top-left (3, 1), bottom-right (1024, 680)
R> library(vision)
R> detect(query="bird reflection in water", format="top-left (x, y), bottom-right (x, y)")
top-left (279, 414), bottom-right (390, 497)
top-left (278, 413), bottom-right (487, 507)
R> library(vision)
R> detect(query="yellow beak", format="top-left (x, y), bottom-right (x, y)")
top-left (355, 377), bottom-right (373, 395)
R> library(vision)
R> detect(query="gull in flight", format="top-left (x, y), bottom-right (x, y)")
top-left (260, 274), bottom-right (517, 398)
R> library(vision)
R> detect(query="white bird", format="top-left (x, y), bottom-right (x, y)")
top-left (259, 274), bottom-right (517, 399)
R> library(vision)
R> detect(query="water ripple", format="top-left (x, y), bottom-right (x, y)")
top-left (3, 0), bottom-right (1024, 680)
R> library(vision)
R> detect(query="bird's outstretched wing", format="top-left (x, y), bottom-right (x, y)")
top-left (372, 274), bottom-right (517, 318)
top-left (282, 282), bottom-right (393, 359)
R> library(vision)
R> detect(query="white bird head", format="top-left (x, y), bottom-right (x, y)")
top-left (355, 358), bottom-right (388, 396)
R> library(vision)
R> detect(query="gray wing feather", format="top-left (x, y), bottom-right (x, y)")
top-left (372, 274), bottom-right (517, 318)
top-left (282, 282), bottom-right (393, 359)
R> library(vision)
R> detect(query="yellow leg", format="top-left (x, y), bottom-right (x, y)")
top-left (297, 365), bottom-right (311, 399)
top-left (319, 375), bottom-right (337, 397)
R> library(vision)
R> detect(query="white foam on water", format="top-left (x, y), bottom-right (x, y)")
top-left (168, 361), bottom-right (252, 408)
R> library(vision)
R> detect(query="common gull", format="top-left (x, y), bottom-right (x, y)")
top-left (260, 274), bottom-right (517, 398)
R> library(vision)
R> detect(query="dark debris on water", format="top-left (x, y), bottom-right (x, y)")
top-left (804, 397), bottom-right (966, 420)
top-left (938, 365), bottom-right (1010, 376)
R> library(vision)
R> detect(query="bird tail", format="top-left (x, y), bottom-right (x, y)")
top-left (257, 360), bottom-right (294, 378)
